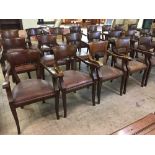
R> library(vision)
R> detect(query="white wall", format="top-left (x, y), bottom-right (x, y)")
top-left (22, 19), bottom-right (38, 29)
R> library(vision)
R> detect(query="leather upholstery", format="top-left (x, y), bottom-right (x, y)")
top-left (62, 70), bottom-right (93, 91)
top-left (12, 79), bottom-right (55, 106)
top-left (98, 66), bottom-right (123, 81)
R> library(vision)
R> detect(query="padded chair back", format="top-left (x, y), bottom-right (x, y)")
top-left (6, 49), bottom-right (41, 83)
top-left (87, 25), bottom-right (98, 33)
top-left (128, 24), bottom-right (137, 30)
top-left (1, 30), bottom-right (19, 39)
top-left (102, 25), bottom-right (112, 31)
top-left (139, 36), bottom-right (152, 46)
top-left (69, 26), bottom-right (81, 33)
top-left (109, 30), bottom-right (122, 38)
top-left (89, 41), bottom-right (108, 59)
top-left (49, 27), bottom-right (64, 35)
top-left (87, 31), bottom-right (101, 42)
top-left (37, 34), bottom-right (57, 46)
top-left (66, 33), bottom-right (82, 44)
top-left (2, 38), bottom-right (27, 52)
top-left (114, 24), bottom-right (124, 31)
top-left (26, 28), bottom-right (43, 37)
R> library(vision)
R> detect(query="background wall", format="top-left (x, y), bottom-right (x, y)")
top-left (22, 19), bottom-right (38, 29)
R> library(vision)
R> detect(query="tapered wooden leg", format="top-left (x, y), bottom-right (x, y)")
top-left (97, 81), bottom-right (102, 104)
top-left (92, 83), bottom-right (96, 106)
top-left (10, 106), bottom-right (20, 134)
top-left (123, 72), bottom-right (129, 94)
top-left (62, 93), bottom-right (67, 118)
top-left (144, 66), bottom-right (151, 86)
top-left (141, 70), bottom-right (147, 87)
top-left (55, 92), bottom-right (60, 120)
top-left (120, 75), bottom-right (125, 96)
top-left (27, 72), bottom-right (31, 79)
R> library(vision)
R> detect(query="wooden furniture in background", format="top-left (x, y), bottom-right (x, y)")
top-left (112, 113), bottom-right (155, 135)
top-left (0, 19), bottom-right (23, 30)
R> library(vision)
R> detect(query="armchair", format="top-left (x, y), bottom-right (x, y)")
top-left (3, 49), bottom-right (60, 134)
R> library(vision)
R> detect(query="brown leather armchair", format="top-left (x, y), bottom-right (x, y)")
top-left (1, 29), bottom-right (19, 39)
top-left (3, 49), bottom-right (60, 134)
top-left (69, 25), bottom-right (82, 33)
top-left (52, 45), bottom-right (97, 117)
top-left (87, 25), bottom-right (98, 33)
top-left (89, 41), bottom-right (127, 104)
top-left (113, 38), bottom-right (151, 94)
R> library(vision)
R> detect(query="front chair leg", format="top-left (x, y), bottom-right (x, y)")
top-left (62, 92), bottom-right (67, 118)
top-left (144, 66), bottom-right (151, 86)
top-left (141, 69), bottom-right (147, 87)
top-left (123, 72), bottom-right (129, 94)
top-left (10, 106), bottom-right (21, 134)
top-left (97, 81), bottom-right (102, 104)
top-left (120, 75), bottom-right (125, 96)
top-left (27, 72), bottom-right (31, 79)
top-left (92, 83), bottom-right (96, 106)
top-left (55, 91), bottom-right (60, 120)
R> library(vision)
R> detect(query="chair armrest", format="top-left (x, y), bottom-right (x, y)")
top-left (133, 48), bottom-right (154, 56)
top-left (76, 55), bottom-right (102, 68)
top-left (81, 33), bottom-right (87, 37)
top-left (40, 62), bottom-right (64, 78)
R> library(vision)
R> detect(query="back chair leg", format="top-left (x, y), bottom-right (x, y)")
top-left (10, 105), bottom-right (20, 134)
top-left (92, 83), bottom-right (96, 106)
top-left (62, 92), bottom-right (67, 118)
top-left (97, 81), bottom-right (102, 104)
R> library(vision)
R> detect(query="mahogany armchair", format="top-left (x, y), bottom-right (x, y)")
top-left (52, 45), bottom-right (97, 117)
top-left (89, 41), bottom-right (127, 104)
top-left (3, 49), bottom-right (60, 134)
top-left (113, 38), bottom-right (151, 94)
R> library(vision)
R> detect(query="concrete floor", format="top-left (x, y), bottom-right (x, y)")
top-left (0, 57), bottom-right (155, 135)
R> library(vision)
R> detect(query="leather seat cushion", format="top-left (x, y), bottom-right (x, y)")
top-left (98, 66), bottom-right (123, 81)
top-left (12, 79), bottom-right (55, 106)
top-left (62, 70), bottom-right (93, 91)
top-left (128, 60), bottom-right (147, 73)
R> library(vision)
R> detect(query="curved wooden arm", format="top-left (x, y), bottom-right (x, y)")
top-left (40, 62), bottom-right (64, 77)
top-left (133, 48), bottom-right (154, 56)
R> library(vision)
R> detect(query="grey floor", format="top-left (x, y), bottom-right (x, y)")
top-left (0, 57), bottom-right (155, 135)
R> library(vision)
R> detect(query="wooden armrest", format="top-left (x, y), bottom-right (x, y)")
top-left (81, 33), bottom-right (87, 37)
top-left (87, 55), bottom-right (104, 67)
top-left (108, 50), bottom-right (132, 61)
top-left (133, 48), bottom-right (154, 56)
top-left (41, 62), bottom-right (64, 77)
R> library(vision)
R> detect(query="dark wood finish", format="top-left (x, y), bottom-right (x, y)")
top-left (112, 113), bottom-right (155, 135)
top-left (52, 45), bottom-right (97, 117)
top-left (0, 19), bottom-right (23, 30)
top-left (89, 41), bottom-right (127, 104)
top-left (3, 49), bottom-right (60, 134)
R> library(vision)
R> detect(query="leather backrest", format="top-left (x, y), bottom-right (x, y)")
top-left (87, 25), bottom-right (98, 33)
top-left (37, 34), bottom-right (57, 45)
top-left (115, 38), bottom-right (130, 48)
top-left (109, 30), bottom-right (122, 38)
top-left (52, 45), bottom-right (77, 61)
top-left (102, 25), bottom-right (111, 31)
top-left (26, 28), bottom-right (43, 36)
top-left (128, 24), bottom-right (137, 30)
top-left (139, 36), bottom-right (152, 46)
top-left (87, 31), bottom-right (101, 42)
top-left (49, 27), bottom-right (64, 35)
top-left (2, 38), bottom-right (27, 51)
top-left (66, 33), bottom-right (82, 43)
top-left (89, 41), bottom-right (108, 57)
top-left (114, 24), bottom-right (124, 31)
top-left (69, 26), bottom-right (81, 33)
top-left (1, 30), bottom-right (19, 39)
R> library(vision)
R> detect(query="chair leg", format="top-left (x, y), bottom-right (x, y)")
top-left (42, 69), bottom-right (45, 80)
top-left (55, 92), bottom-right (60, 120)
top-left (97, 81), bottom-right (102, 104)
top-left (144, 67), bottom-right (151, 86)
top-left (123, 72), bottom-right (129, 94)
top-left (27, 72), bottom-right (31, 79)
top-left (120, 75), bottom-right (125, 96)
top-left (141, 69), bottom-right (147, 87)
top-left (62, 92), bottom-right (67, 118)
top-left (79, 61), bottom-right (81, 70)
top-left (10, 106), bottom-right (20, 134)
top-left (92, 83), bottom-right (96, 106)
